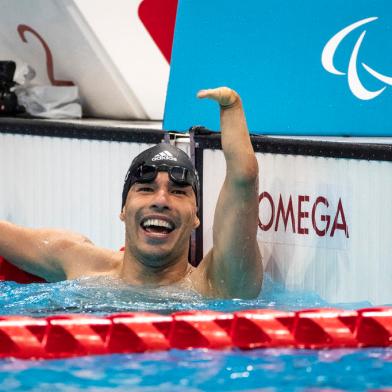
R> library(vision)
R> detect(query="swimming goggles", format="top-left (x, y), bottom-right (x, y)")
top-left (132, 164), bottom-right (198, 188)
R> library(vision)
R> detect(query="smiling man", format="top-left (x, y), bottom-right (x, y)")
top-left (119, 143), bottom-right (201, 281)
top-left (0, 87), bottom-right (262, 298)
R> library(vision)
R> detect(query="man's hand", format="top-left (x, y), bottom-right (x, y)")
top-left (197, 87), bottom-right (240, 108)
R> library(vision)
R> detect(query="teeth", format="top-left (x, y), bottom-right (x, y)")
top-left (142, 219), bottom-right (174, 230)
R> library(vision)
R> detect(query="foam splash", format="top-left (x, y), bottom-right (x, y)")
top-left (0, 274), bottom-right (372, 317)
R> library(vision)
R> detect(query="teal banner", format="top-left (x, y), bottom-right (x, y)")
top-left (164, 0), bottom-right (392, 135)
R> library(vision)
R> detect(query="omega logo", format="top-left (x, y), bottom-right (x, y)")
top-left (321, 17), bottom-right (392, 100)
top-left (258, 192), bottom-right (349, 238)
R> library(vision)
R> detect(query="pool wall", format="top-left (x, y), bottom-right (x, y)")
top-left (0, 119), bottom-right (164, 250)
top-left (197, 133), bottom-right (392, 305)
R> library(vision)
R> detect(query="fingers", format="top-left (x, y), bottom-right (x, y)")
top-left (197, 87), bottom-right (240, 107)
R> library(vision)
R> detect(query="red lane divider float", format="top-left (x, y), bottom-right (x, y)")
top-left (0, 256), bottom-right (45, 283)
top-left (170, 311), bottom-right (233, 349)
top-left (0, 308), bottom-right (391, 359)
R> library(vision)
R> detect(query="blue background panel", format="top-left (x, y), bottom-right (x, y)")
top-left (164, 0), bottom-right (392, 135)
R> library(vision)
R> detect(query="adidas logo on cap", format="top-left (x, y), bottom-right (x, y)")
top-left (151, 151), bottom-right (177, 162)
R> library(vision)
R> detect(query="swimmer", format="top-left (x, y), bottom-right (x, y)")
top-left (0, 87), bottom-right (262, 298)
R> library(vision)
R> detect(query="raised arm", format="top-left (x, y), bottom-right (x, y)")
top-left (195, 87), bottom-right (262, 298)
top-left (0, 220), bottom-right (96, 282)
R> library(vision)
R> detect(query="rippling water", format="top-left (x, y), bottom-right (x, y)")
top-left (0, 275), bottom-right (390, 391)
top-left (0, 274), bottom-right (373, 317)
top-left (0, 348), bottom-right (391, 391)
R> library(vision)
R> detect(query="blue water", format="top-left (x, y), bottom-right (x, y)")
top-left (0, 275), bottom-right (373, 317)
top-left (0, 275), bottom-right (390, 392)
top-left (1, 348), bottom-right (391, 391)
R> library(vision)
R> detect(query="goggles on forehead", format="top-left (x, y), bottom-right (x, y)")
top-left (122, 157), bottom-right (200, 210)
top-left (132, 164), bottom-right (198, 189)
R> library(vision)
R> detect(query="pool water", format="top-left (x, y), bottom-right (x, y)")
top-left (1, 348), bottom-right (391, 391)
top-left (0, 275), bottom-right (373, 317)
top-left (0, 275), bottom-right (390, 392)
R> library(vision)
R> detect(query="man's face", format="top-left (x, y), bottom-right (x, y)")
top-left (120, 172), bottom-right (200, 268)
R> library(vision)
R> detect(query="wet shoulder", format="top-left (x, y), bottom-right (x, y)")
top-left (186, 255), bottom-right (215, 297)
top-left (63, 241), bottom-right (123, 280)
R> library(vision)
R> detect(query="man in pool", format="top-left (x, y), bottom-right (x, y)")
top-left (0, 87), bottom-right (262, 298)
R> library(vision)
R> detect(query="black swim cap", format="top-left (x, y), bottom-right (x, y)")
top-left (121, 143), bottom-right (200, 209)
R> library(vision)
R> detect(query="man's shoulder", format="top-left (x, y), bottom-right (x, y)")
top-left (188, 251), bottom-right (215, 296)
top-left (47, 232), bottom-right (123, 279)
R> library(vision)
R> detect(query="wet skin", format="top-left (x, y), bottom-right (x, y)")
top-left (120, 172), bottom-right (200, 272)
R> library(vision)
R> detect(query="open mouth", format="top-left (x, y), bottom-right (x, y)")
top-left (140, 218), bottom-right (175, 235)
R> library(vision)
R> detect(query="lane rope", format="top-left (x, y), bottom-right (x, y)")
top-left (0, 308), bottom-right (390, 359)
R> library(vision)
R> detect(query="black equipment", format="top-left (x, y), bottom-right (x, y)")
top-left (0, 61), bottom-right (20, 115)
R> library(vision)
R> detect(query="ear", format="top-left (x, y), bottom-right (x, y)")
top-left (193, 215), bottom-right (200, 229)
top-left (119, 208), bottom-right (125, 222)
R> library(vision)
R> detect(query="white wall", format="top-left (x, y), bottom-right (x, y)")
top-left (0, 133), bottom-right (155, 249)
top-left (203, 149), bottom-right (392, 305)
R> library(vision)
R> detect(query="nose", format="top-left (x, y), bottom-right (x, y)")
top-left (150, 188), bottom-right (171, 211)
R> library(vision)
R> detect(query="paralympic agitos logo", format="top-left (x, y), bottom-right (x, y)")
top-left (322, 17), bottom-right (392, 100)
top-left (258, 192), bottom-right (349, 238)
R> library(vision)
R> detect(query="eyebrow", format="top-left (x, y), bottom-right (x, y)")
top-left (168, 180), bottom-right (192, 189)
